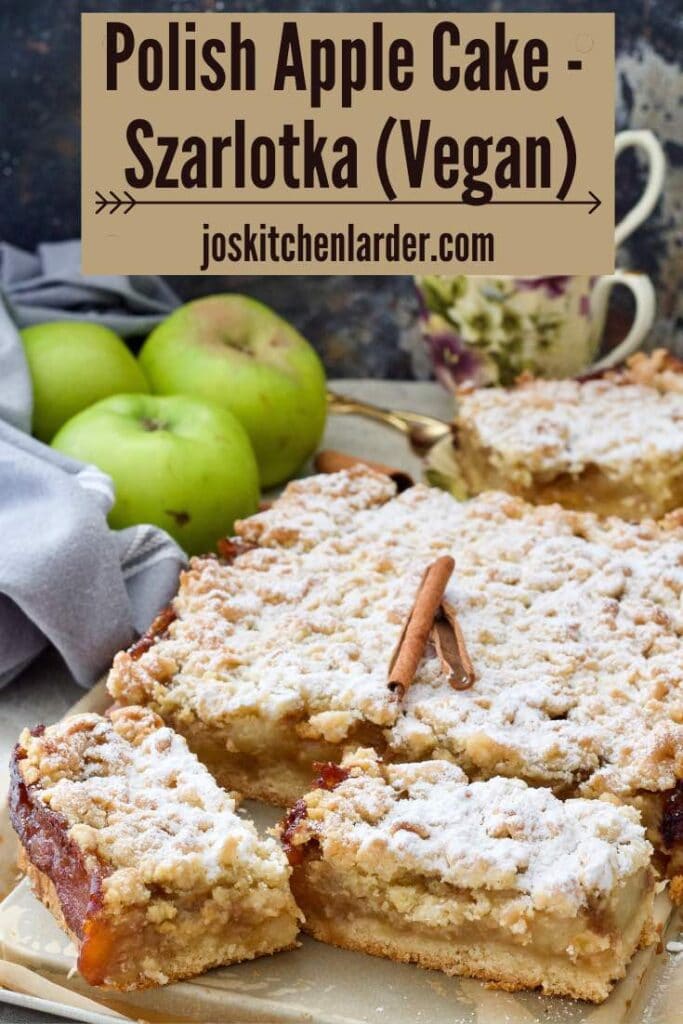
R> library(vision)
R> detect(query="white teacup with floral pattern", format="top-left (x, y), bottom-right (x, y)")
top-left (416, 271), bottom-right (656, 388)
top-left (416, 129), bottom-right (663, 388)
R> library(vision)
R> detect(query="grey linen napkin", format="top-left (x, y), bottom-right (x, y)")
top-left (1, 239), bottom-right (179, 336)
top-left (0, 241), bottom-right (186, 688)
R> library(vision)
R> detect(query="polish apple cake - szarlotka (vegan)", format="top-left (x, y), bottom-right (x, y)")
top-left (9, 707), bottom-right (301, 990)
top-left (446, 349), bottom-right (683, 518)
top-left (107, 466), bottom-right (683, 897)
top-left (281, 749), bottom-right (656, 1003)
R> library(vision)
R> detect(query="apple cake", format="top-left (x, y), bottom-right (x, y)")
top-left (446, 349), bottom-right (683, 518)
top-left (9, 707), bottom-right (300, 990)
top-left (107, 466), bottom-right (683, 895)
top-left (281, 749), bottom-right (655, 1003)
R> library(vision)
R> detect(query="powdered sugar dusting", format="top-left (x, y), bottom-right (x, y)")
top-left (108, 468), bottom-right (683, 801)
top-left (455, 356), bottom-right (683, 478)
top-left (238, 465), bottom-right (396, 550)
top-left (18, 708), bottom-right (294, 910)
top-left (289, 750), bottom-right (652, 912)
top-left (109, 468), bottom-right (424, 736)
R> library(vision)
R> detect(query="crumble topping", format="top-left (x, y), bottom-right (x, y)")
top-left (453, 350), bottom-right (683, 481)
top-left (17, 709), bottom-right (294, 914)
top-left (238, 466), bottom-right (397, 550)
top-left (109, 468), bottom-right (427, 737)
top-left (108, 467), bottom-right (683, 800)
top-left (285, 749), bottom-right (652, 914)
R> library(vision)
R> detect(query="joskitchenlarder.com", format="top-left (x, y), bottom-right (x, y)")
top-left (200, 220), bottom-right (495, 269)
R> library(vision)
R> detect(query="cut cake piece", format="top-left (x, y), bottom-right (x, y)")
top-left (447, 349), bottom-right (683, 519)
top-left (281, 749), bottom-right (656, 1003)
top-left (9, 707), bottom-right (301, 990)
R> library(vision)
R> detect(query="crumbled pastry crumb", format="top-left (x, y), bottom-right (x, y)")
top-left (287, 750), bottom-right (653, 917)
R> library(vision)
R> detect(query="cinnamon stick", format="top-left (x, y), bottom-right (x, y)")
top-left (389, 556), bottom-right (455, 697)
top-left (433, 599), bottom-right (476, 690)
top-left (314, 450), bottom-right (413, 493)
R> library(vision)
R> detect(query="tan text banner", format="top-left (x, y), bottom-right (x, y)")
top-left (82, 13), bottom-right (614, 274)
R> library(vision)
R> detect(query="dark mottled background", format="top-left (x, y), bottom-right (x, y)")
top-left (1, 0), bottom-right (681, 376)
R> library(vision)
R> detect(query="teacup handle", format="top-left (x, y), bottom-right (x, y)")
top-left (589, 270), bottom-right (656, 370)
top-left (615, 130), bottom-right (666, 247)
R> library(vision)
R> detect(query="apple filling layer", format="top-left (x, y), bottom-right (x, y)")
top-left (281, 751), bottom-right (656, 1004)
top-left (9, 708), bottom-right (301, 990)
top-left (449, 349), bottom-right (683, 519)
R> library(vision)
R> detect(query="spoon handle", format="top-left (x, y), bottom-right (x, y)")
top-left (327, 391), bottom-right (412, 435)
top-left (327, 391), bottom-right (448, 435)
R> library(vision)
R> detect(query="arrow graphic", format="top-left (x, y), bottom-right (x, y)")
top-left (95, 190), bottom-right (602, 214)
top-left (94, 190), bottom-right (136, 215)
top-left (587, 191), bottom-right (601, 215)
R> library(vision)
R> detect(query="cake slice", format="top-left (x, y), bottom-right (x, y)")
top-left (9, 707), bottom-right (301, 990)
top-left (281, 750), bottom-right (656, 1003)
top-left (444, 349), bottom-right (683, 518)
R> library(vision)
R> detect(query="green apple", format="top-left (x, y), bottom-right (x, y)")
top-left (21, 321), bottom-right (149, 442)
top-left (139, 295), bottom-right (327, 488)
top-left (52, 393), bottom-right (259, 555)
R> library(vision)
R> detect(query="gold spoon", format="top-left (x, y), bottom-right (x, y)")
top-left (327, 390), bottom-right (452, 456)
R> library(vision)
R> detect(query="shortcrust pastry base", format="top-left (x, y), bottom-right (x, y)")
top-left (20, 852), bottom-right (298, 992)
top-left (294, 881), bottom-right (655, 1004)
